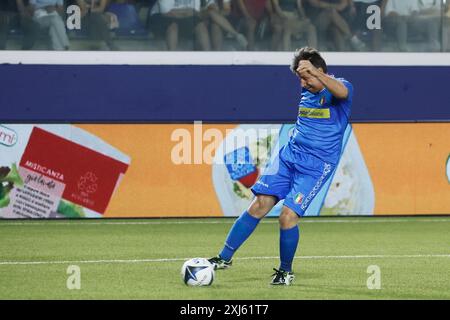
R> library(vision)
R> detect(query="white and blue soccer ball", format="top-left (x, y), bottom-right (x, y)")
top-left (181, 258), bottom-right (215, 286)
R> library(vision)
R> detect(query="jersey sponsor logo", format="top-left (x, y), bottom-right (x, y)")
top-left (298, 107), bottom-right (330, 119)
top-left (294, 192), bottom-right (304, 204)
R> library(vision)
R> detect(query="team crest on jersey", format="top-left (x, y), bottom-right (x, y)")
top-left (319, 96), bottom-right (326, 106)
top-left (294, 192), bottom-right (304, 204)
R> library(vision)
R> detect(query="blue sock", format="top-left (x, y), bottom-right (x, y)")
top-left (279, 225), bottom-right (300, 272)
top-left (219, 211), bottom-right (260, 262)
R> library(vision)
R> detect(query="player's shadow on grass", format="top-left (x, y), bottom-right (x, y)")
top-left (228, 271), bottom-right (324, 284)
top-left (296, 283), bottom-right (386, 298)
top-left (297, 271), bottom-right (325, 280)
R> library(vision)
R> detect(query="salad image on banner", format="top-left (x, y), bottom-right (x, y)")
top-left (213, 124), bottom-right (281, 216)
top-left (0, 124), bottom-right (130, 219)
top-left (212, 124), bottom-right (375, 216)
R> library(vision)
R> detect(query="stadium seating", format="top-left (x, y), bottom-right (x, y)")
top-left (106, 3), bottom-right (148, 38)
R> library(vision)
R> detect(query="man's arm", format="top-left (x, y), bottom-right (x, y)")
top-left (314, 72), bottom-right (349, 99)
top-left (237, 0), bottom-right (253, 20)
top-left (272, 0), bottom-right (286, 17)
top-left (75, 0), bottom-right (88, 17)
top-left (380, 0), bottom-right (387, 16)
top-left (90, 0), bottom-right (108, 13)
top-left (298, 60), bottom-right (349, 99)
top-left (296, 0), bottom-right (306, 18)
top-left (222, 0), bottom-right (231, 15)
top-left (333, 0), bottom-right (349, 12)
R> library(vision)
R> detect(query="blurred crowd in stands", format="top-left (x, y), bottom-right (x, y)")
top-left (0, 0), bottom-right (449, 51)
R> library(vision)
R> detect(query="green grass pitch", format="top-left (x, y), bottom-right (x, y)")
top-left (0, 217), bottom-right (449, 300)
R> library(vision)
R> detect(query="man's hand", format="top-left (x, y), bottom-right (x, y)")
top-left (297, 60), bottom-right (321, 79)
top-left (297, 60), bottom-right (349, 99)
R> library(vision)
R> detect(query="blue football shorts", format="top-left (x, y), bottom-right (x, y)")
top-left (251, 143), bottom-right (335, 216)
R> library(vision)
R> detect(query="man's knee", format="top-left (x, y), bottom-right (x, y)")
top-left (195, 21), bottom-right (207, 32)
top-left (279, 207), bottom-right (299, 229)
top-left (167, 22), bottom-right (178, 33)
top-left (248, 195), bottom-right (277, 218)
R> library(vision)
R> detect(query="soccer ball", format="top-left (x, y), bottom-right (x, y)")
top-left (181, 258), bottom-right (215, 286)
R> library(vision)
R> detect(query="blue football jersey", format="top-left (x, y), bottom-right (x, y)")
top-left (289, 77), bottom-right (353, 165)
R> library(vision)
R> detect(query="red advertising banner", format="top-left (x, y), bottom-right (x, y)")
top-left (20, 127), bottom-right (128, 214)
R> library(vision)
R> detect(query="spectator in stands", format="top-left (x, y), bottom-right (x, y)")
top-left (271, 0), bottom-right (317, 51)
top-left (416, 0), bottom-right (441, 51)
top-left (383, 0), bottom-right (440, 52)
top-left (74, 0), bottom-right (118, 50)
top-left (303, 0), bottom-right (366, 51)
top-left (266, 0), bottom-right (283, 50)
top-left (444, 0), bottom-right (450, 51)
top-left (231, 0), bottom-right (270, 51)
top-left (29, 0), bottom-right (69, 50)
top-left (0, 2), bottom-right (15, 49)
top-left (0, 0), bottom-right (38, 50)
top-left (202, 0), bottom-right (248, 50)
top-left (352, 0), bottom-right (385, 51)
top-left (382, 0), bottom-right (418, 51)
top-left (149, 0), bottom-right (211, 51)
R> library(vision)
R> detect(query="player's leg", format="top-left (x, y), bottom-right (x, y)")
top-left (209, 194), bottom-right (277, 269)
top-left (279, 206), bottom-right (299, 271)
top-left (271, 205), bottom-right (298, 285)
top-left (209, 147), bottom-right (293, 270)
top-left (270, 155), bottom-right (334, 285)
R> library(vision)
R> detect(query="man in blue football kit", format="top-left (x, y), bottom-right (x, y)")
top-left (209, 47), bottom-right (353, 285)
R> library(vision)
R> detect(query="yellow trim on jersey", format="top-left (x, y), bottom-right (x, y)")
top-left (298, 107), bottom-right (330, 119)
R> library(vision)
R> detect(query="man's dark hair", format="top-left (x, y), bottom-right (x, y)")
top-left (290, 47), bottom-right (327, 75)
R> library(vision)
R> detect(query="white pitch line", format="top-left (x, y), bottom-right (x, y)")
top-left (241, 254), bottom-right (450, 260)
top-left (0, 254), bottom-right (449, 266)
top-left (0, 218), bottom-right (450, 226)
